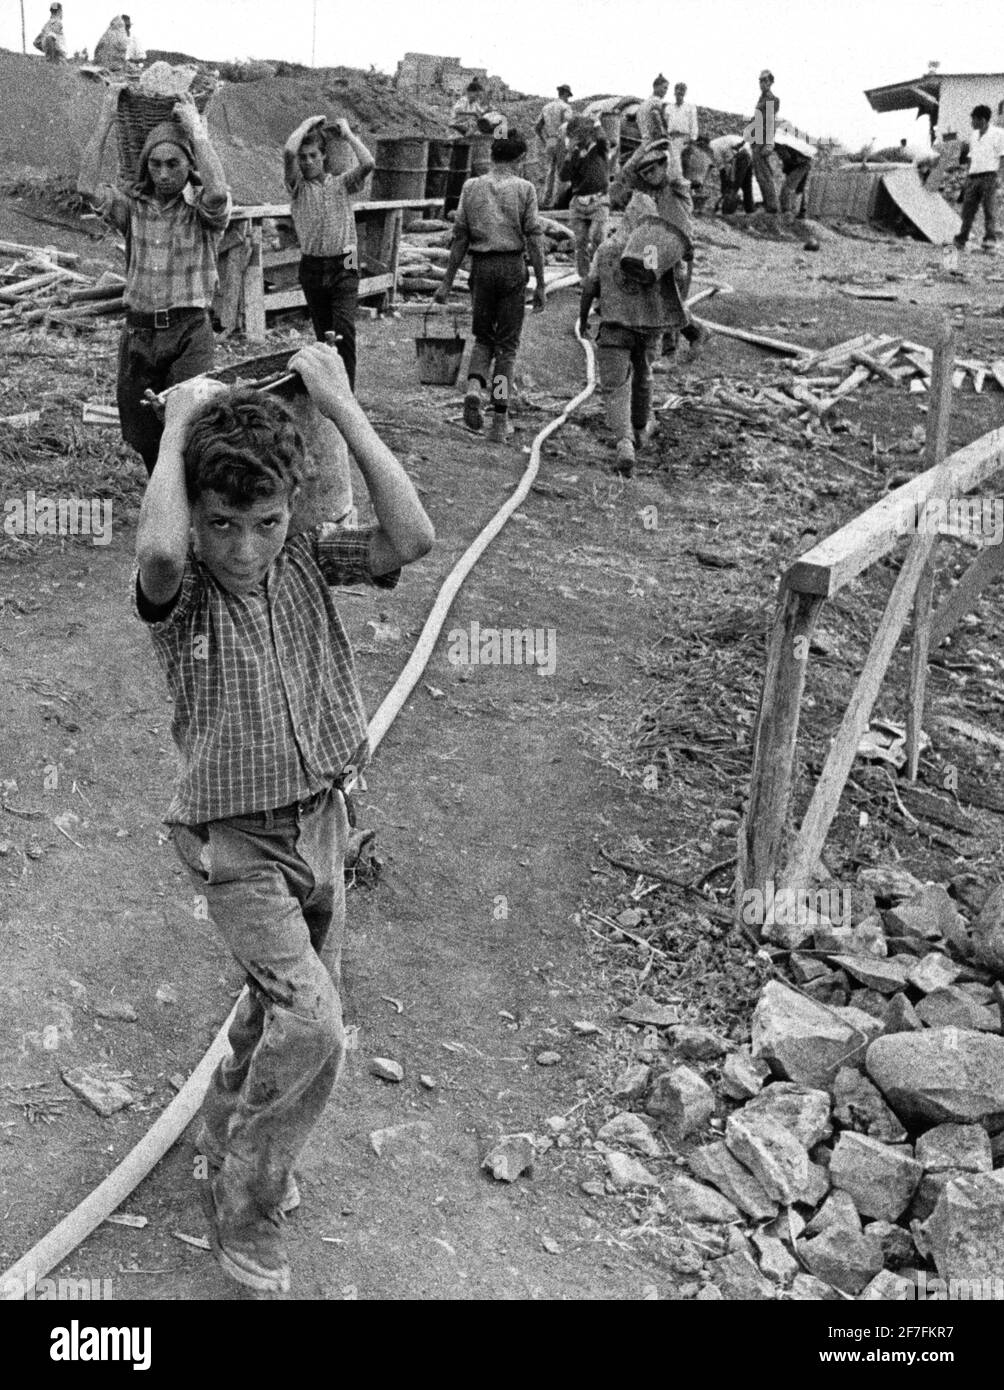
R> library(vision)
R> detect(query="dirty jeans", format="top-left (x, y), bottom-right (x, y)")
top-left (468, 251), bottom-right (528, 414)
top-left (569, 193), bottom-right (610, 278)
top-left (117, 312), bottom-right (215, 475)
top-left (956, 172), bottom-right (999, 247)
top-left (171, 786), bottom-right (349, 1226)
top-left (298, 253), bottom-right (360, 389)
top-left (751, 145), bottom-right (780, 213)
top-left (541, 137), bottom-right (565, 208)
top-left (596, 323), bottom-right (663, 440)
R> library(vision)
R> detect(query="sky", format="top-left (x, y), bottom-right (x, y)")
top-left (3, 0), bottom-right (1002, 150)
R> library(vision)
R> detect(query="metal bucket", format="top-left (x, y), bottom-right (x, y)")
top-left (371, 137), bottom-right (430, 201)
top-left (415, 310), bottom-right (466, 386)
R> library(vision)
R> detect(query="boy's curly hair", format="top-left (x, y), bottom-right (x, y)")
top-left (183, 390), bottom-right (305, 506)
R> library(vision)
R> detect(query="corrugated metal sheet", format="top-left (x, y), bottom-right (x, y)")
top-left (804, 168), bottom-right (883, 221)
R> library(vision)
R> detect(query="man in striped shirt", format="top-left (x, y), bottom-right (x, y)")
top-left (135, 343), bottom-right (433, 1293)
top-left (285, 115), bottom-right (375, 390)
top-left (78, 86), bottom-right (232, 474)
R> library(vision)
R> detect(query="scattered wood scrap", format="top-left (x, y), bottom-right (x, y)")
top-left (0, 251), bottom-right (125, 331)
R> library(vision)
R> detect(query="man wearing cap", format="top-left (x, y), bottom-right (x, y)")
top-left (535, 84), bottom-right (575, 208)
top-left (636, 76), bottom-right (670, 144)
top-left (665, 82), bottom-right (699, 147)
top-left (748, 69), bottom-right (781, 215)
top-left (77, 85), bottom-right (231, 474)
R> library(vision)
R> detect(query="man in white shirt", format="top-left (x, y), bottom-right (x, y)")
top-left (954, 104), bottom-right (1004, 252)
top-left (665, 82), bottom-right (699, 147)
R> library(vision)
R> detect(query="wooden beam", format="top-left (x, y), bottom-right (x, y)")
top-left (690, 316), bottom-right (812, 359)
top-left (785, 426), bottom-right (1004, 597)
top-left (737, 586), bottom-right (825, 901)
top-left (231, 198), bottom-right (445, 220)
top-left (931, 542), bottom-right (1004, 648)
top-left (242, 223), bottom-right (266, 341)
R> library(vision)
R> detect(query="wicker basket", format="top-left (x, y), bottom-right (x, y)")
top-left (115, 88), bottom-right (212, 185)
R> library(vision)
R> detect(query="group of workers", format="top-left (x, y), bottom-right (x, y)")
top-left (34, 5), bottom-right (145, 65)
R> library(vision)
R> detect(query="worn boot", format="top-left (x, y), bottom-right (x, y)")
top-left (463, 383), bottom-right (484, 432)
top-left (195, 1125), bottom-right (300, 1217)
top-left (487, 412), bottom-right (514, 444)
top-left (202, 1174), bottom-right (291, 1294)
top-left (614, 438), bottom-right (635, 476)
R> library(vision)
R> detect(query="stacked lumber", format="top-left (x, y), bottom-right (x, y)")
top-left (0, 241), bottom-right (125, 330)
top-left (393, 217), bottom-right (574, 303)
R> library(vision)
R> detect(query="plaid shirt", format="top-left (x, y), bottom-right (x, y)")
top-left (134, 524), bottom-right (398, 824)
top-left (286, 167), bottom-right (368, 257)
top-left (96, 184), bottom-right (231, 311)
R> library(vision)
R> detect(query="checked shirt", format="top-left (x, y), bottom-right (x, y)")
top-left (95, 183), bottom-right (231, 311)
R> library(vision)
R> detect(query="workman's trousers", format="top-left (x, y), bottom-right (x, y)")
top-left (751, 145), bottom-right (780, 213)
top-left (116, 311), bottom-right (215, 475)
top-left (172, 786), bottom-right (349, 1232)
top-left (467, 251), bottom-right (528, 414)
top-left (780, 158), bottom-right (811, 217)
top-left (596, 324), bottom-right (663, 441)
top-left (299, 253), bottom-right (359, 389)
top-left (541, 138), bottom-right (565, 209)
top-left (569, 194), bottom-right (610, 279)
top-left (955, 173), bottom-right (999, 247)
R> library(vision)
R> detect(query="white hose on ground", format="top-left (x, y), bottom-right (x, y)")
top-left (0, 285), bottom-right (597, 1300)
top-left (2, 276), bottom-right (729, 1296)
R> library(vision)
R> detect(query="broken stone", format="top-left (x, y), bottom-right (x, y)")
top-left (971, 884), bottom-right (1004, 978)
top-left (797, 1226), bottom-right (884, 1295)
top-left (370, 1057), bottom-right (404, 1082)
top-left (751, 981), bottom-right (875, 1088)
top-left (830, 955), bottom-right (910, 993)
top-left (762, 906), bottom-right (816, 951)
top-left (605, 1151), bottom-right (659, 1190)
top-left (645, 1065), bottom-right (714, 1138)
top-left (741, 1083), bottom-right (833, 1148)
top-left (882, 993), bottom-right (924, 1034)
top-left (829, 1132), bottom-right (922, 1220)
top-left (752, 1231), bottom-right (799, 1283)
top-left (369, 1120), bottom-right (437, 1165)
top-left (616, 907), bottom-right (645, 929)
top-left (924, 1172), bottom-right (1004, 1281)
top-left (858, 866), bottom-right (923, 903)
top-left (619, 998), bottom-right (680, 1028)
top-left (910, 1170), bottom-right (969, 1224)
top-left (93, 1000), bottom-right (138, 1023)
top-left (805, 1189), bottom-right (861, 1236)
top-left (866, 1028), bottom-right (1004, 1126)
top-left (803, 1160), bottom-right (830, 1207)
top-left (571, 1020), bottom-right (601, 1035)
top-left (580, 1179), bottom-right (606, 1197)
top-left (790, 953), bottom-right (829, 984)
top-left (788, 1272), bottom-right (843, 1300)
top-left (859, 1268), bottom-right (915, 1300)
top-left (907, 952), bottom-right (962, 994)
top-left (916, 1122), bottom-right (993, 1174)
top-left (812, 923), bottom-right (856, 955)
top-left (832, 1066), bottom-right (907, 1142)
top-left (61, 1064), bottom-right (136, 1117)
top-left (536, 1050), bottom-right (562, 1066)
top-left (720, 1047), bottom-right (771, 1101)
top-left (707, 1250), bottom-right (775, 1299)
top-left (613, 1062), bottom-right (651, 1102)
top-left (155, 984), bottom-right (178, 1006)
top-left (885, 884), bottom-right (964, 943)
top-left (597, 1111), bottom-right (661, 1158)
top-left (832, 1005), bottom-right (884, 1047)
top-left (724, 1110), bottom-right (811, 1206)
top-left (660, 1238), bottom-right (705, 1276)
top-left (688, 1141), bottom-right (779, 1221)
top-left (419, 1074), bottom-right (436, 1090)
top-left (915, 986), bottom-right (1000, 1032)
top-left (695, 1283), bottom-right (723, 1300)
top-left (763, 1208), bottom-right (806, 1241)
top-left (864, 1219), bottom-right (915, 1269)
top-left (800, 971), bottom-right (848, 1007)
top-left (661, 1174), bottom-right (741, 1223)
top-left (949, 874), bottom-right (988, 916)
top-left (848, 989), bottom-right (890, 1024)
top-left (667, 1024), bottom-right (729, 1060)
top-left (482, 1134), bottom-right (535, 1182)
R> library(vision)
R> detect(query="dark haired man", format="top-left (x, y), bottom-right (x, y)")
top-left (954, 104), bottom-right (1004, 253)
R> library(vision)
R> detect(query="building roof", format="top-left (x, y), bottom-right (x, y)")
top-left (865, 72), bottom-right (1004, 115)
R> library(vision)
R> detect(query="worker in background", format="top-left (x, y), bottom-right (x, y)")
top-left (954, 104), bottom-right (1004, 253)
top-left (710, 133), bottom-right (755, 214)
top-left (774, 123), bottom-right (816, 218)
top-left (636, 75), bottom-right (670, 144)
top-left (559, 115), bottom-right (610, 277)
top-left (665, 82), bottom-right (699, 149)
top-left (94, 14), bottom-right (130, 69)
top-left (748, 68), bottom-right (781, 215)
top-left (33, 3), bottom-right (67, 62)
top-left (450, 80), bottom-right (486, 135)
top-left (534, 83), bottom-right (574, 209)
top-left (122, 14), bottom-right (145, 63)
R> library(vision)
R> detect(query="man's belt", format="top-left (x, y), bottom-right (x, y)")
top-left (126, 307), bottom-right (207, 330)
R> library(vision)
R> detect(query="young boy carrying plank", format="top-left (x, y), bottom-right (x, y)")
top-left (284, 116), bottom-right (376, 389)
top-left (578, 193), bottom-right (689, 477)
top-left (134, 343), bottom-right (433, 1293)
top-left (78, 85), bottom-right (232, 475)
top-left (433, 131), bottom-right (547, 445)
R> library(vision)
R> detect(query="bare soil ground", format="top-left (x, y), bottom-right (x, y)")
top-left (2, 200), bottom-right (1004, 1304)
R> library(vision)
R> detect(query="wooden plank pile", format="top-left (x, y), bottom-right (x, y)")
top-left (396, 216), bottom-right (574, 302)
top-left (0, 239), bottom-right (125, 331)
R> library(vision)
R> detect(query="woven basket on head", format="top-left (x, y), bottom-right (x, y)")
top-left (115, 88), bottom-right (212, 184)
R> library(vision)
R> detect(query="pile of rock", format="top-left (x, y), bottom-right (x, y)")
top-left (593, 870), bottom-right (1004, 1299)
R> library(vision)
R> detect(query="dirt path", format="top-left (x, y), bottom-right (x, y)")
top-left (3, 210), bottom-right (1004, 1304)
